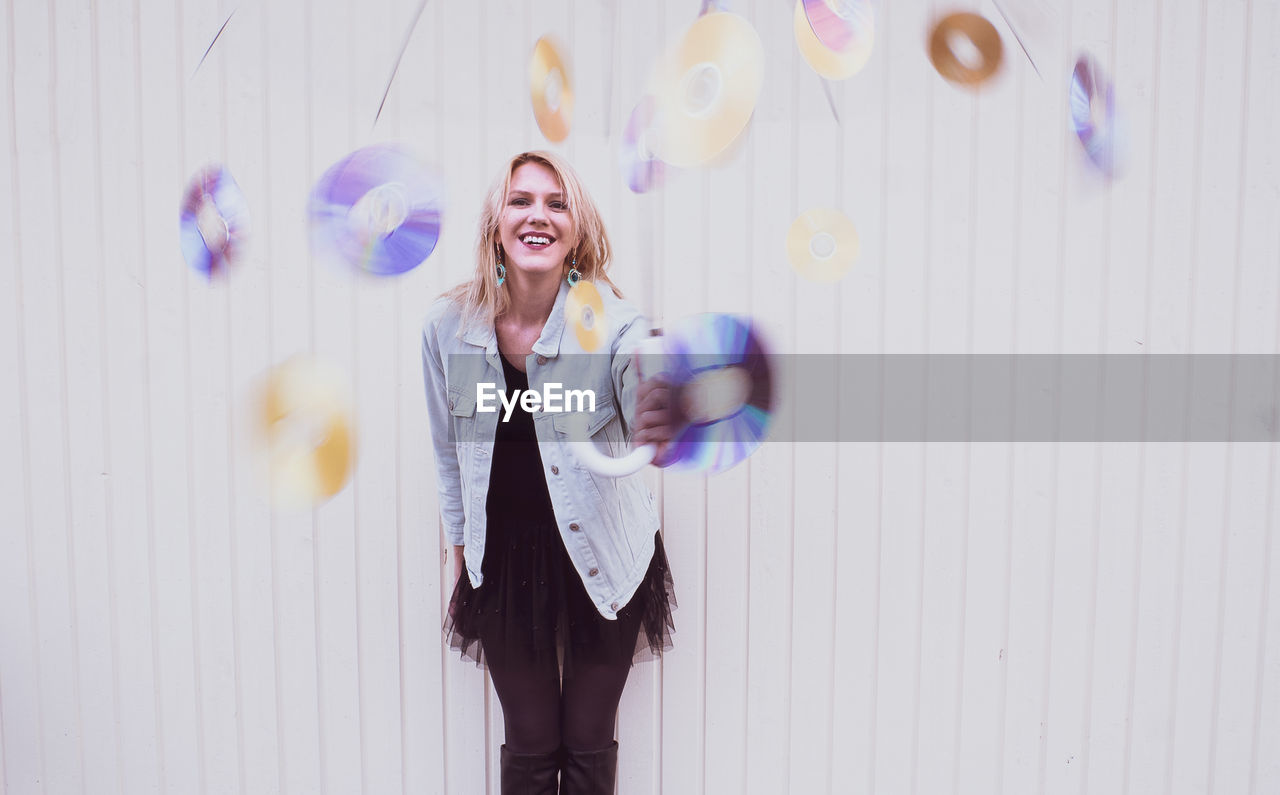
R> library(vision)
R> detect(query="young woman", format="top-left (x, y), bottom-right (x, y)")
top-left (421, 151), bottom-right (677, 794)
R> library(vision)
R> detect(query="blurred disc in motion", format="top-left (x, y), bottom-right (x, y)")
top-left (660, 313), bottom-right (773, 474)
top-left (620, 95), bottom-right (665, 193)
top-left (254, 356), bottom-right (356, 509)
top-left (802, 0), bottom-right (875, 54)
top-left (928, 12), bottom-right (1003, 88)
top-left (530, 36), bottom-right (574, 143)
top-left (566, 280), bottom-right (608, 352)
top-left (649, 12), bottom-right (764, 168)
top-left (787, 207), bottom-right (859, 283)
top-left (1070, 54), bottom-right (1124, 176)
top-left (179, 164), bottom-right (249, 278)
top-left (309, 144), bottom-right (443, 276)
top-left (794, 0), bottom-right (874, 80)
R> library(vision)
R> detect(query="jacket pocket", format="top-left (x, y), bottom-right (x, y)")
top-left (448, 388), bottom-right (476, 443)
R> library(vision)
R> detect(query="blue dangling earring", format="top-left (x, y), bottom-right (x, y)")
top-left (496, 253), bottom-right (506, 286)
top-left (566, 256), bottom-right (581, 287)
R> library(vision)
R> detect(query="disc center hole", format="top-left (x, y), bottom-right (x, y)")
top-left (946, 30), bottom-right (984, 70)
top-left (351, 182), bottom-right (408, 240)
top-left (682, 366), bottom-right (751, 425)
top-left (682, 62), bottom-right (723, 118)
top-left (196, 198), bottom-right (230, 252)
top-left (544, 68), bottom-right (564, 112)
top-left (809, 231), bottom-right (837, 260)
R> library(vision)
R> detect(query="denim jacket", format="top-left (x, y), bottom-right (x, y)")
top-left (421, 279), bottom-right (661, 620)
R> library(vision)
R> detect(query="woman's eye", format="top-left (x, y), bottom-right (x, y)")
top-left (550, 202), bottom-right (567, 210)
top-left (510, 198), bottom-right (529, 206)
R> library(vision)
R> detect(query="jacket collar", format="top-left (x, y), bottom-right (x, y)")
top-left (458, 278), bottom-right (569, 359)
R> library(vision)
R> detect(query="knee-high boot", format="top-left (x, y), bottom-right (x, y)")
top-left (500, 744), bottom-right (560, 795)
top-left (559, 741), bottom-right (618, 795)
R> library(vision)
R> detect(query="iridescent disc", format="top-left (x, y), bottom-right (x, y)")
top-left (649, 12), bottom-right (764, 168)
top-left (620, 95), bottom-right (665, 193)
top-left (253, 356), bottom-right (356, 509)
top-left (794, 0), bottom-right (875, 80)
top-left (1070, 54), bottom-right (1124, 176)
top-left (787, 207), bottom-right (859, 283)
top-left (565, 280), bottom-right (609, 352)
top-left (659, 313), bottom-right (773, 474)
top-left (179, 164), bottom-right (249, 278)
top-left (530, 36), bottom-right (574, 143)
top-left (802, 0), bottom-right (875, 54)
top-left (928, 12), bottom-right (1003, 88)
top-left (309, 144), bottom-right (443, 276)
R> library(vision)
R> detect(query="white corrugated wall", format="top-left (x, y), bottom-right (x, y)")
top-left (2, 0), bottom-right (1279, 792)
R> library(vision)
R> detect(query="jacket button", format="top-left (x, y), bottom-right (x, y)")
top-left (569, 522), bottom-right (580, 531)
top-left (610, 602), bottom-right (619, 611)
top-left (536, 355), bottom-right (547, 365)
top-left (551, 465), bottom-right (559, 475)
top-left (588, 568), bottom-right (599, 577)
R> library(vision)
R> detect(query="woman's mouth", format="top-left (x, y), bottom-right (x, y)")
top-left (520, 233), bottom-right (555, 250)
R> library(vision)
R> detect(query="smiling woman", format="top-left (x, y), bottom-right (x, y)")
top-left (420, 151), bottom-right (678, 794)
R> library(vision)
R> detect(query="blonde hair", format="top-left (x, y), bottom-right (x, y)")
top-left (444, 151), bottom-right (622, 329)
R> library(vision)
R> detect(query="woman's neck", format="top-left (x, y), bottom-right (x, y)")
top-left (502, 270), bottom-right (561, 328)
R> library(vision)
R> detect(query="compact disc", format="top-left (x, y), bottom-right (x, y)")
top-left (787, 208), bottom-right (859, 283)
top-left (530, 36), bottom-right (573, 143)
top-left (309, 144), bottom-right (442, 276)
top-left (254, 356), bottom-right (356, 509)
top-left (649, 12), bottom-right (764, 168)
top-left (1070, 54), bottom-right (1124, 176)
top-left (179, 164), bottom-right (249, 278)
top-left (794, 0), bottom-right (875, 80)
top-left (659, 313), bottom-right (773, 474)
top-left (802, 0), bottom-right (876, 54)
top-left (928, 12), bottom-right (1003, 88)
top-left (565, 280), bottom-right (608, 352)
top-left (620, 95), bottom-right (665, 193)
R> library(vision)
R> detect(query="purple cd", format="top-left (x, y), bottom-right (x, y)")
top-left (309, 144), bottom-right (443, 276)
top-left (179, 164), bottom-right (249, 278)
top-left (802, 0), bottom-right (876, 53)
top-left (620, 96), bottom-right (665, 194)
top-left (1070, 54), bottom-right (1124, 176)
top-left (658, 313), bottom-right (773, 474)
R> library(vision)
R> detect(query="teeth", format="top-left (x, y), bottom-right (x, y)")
top-left (522, 234), bottom-right (551, 245)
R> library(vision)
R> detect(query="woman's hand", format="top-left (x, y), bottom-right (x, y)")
top-left (448, 545), bottom-right (464, 619)
top-left (633, 377), bottom-right (677, 467)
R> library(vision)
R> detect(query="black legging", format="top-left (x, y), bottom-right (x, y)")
top-left (487, 652), bottom-right (635, 754)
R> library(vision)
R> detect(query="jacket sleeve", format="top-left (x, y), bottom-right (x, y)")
top-left (421, 308), bottom-right (466, 546)
top-left (609, 299), bottom-right (654, 438)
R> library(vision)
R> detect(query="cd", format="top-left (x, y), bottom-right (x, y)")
top-left (620, 95), bottom-right (665, 194)
top-left (565, 280), bottom-right (609, 352)
top-left (1070, 54), bottom-right (1124, 176)
top-left (254, 356), bottom-right (356, 509)
top-left (309, 144), bottom-right (443, 276)
top-left (794, 0), bottom-right (875, 81)
top-left (787, 207), bottom-right (859, 283)
top-left (649, 11), bottom-right (764, 168)
top-left (928, 12), bottom-right (1003, 88)
top-left (530, 36), bottom-right (573, 143)
top-left (179, 164), bottom-right (249, 278)
top-left (802, 0), bottom-right (875, 54)
top-left (659, 313), bottom-right (773, 474)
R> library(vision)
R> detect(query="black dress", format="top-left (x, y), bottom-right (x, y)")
top-left (444, 353), bottom-right (676, 672)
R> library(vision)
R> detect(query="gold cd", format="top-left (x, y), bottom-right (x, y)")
top-left (794, 0), bottom-right (875, 81)
top-left (649, 12), bottom-right (764, 168)
top-left (255, 356), bottom-right (356, 508)
top-left (787, 208), bottom-right (859, 283)
top-left (566, 280), bottom-right (608, 352)
top-left (928, 12), bottom-right (1003, 88)
top-left (530, 36), bottom-right (573, 143)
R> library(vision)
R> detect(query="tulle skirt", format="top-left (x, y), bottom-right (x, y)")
top-left (443, 521), bottom-right (676, 673)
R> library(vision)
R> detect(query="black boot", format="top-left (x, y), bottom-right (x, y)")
top-left (500, 744), bottom-right (560, 795)
top-left (559, 741), bottom-right (618, 795)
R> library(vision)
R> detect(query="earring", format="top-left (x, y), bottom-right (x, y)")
top-left (496, 254), bottom-right (506, 286)
top-left (567, 257), bottom-right (581, 287)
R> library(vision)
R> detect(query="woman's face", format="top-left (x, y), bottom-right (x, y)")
top-left (498, 161), bottom-right (575, 280)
